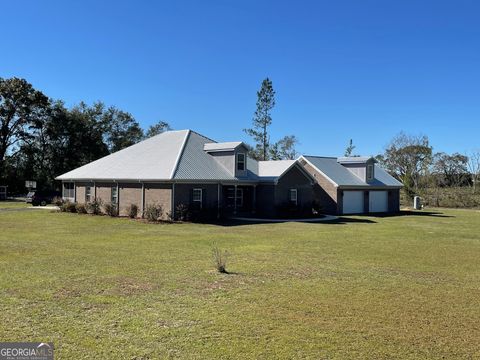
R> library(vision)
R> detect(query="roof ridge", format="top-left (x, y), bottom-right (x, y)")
top-left (189, 129), bottom-right (217, 144)
top-left (303, 155), bottom-right (337, 159)
top-left (169, 130), bottom-right (191, 179)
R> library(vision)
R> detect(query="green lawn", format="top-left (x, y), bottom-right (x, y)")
top-left (0, 200), bottom-right (29, 209)
top-left (0, 204), bottom-right (479, 359)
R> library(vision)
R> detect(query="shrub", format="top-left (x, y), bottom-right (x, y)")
top-left (174, 203), bottom-right (189, 221)
top-left (165, 211), bottom-right (173, 222)
top-left (52, 196), bottom-right (64, 206)
top-left (145, 203), bottom-right (163, 222)
top-left (75, 203), bottom-right (88, 214)
top-left (128, 204), bottom-right (138, 218)
top-left (86, 199), bottom-right (103, 215)
top-left (103, 202), bottom-right (118, 217)
top-left (212, 242), bottom-right (228, 274)
top-left (60, 201), bottom-right (77, 213)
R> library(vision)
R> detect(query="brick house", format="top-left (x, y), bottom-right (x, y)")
top-left (56, 129), bottom-right (402, 217)
top-left (56, 130), bottom-right (316, 218)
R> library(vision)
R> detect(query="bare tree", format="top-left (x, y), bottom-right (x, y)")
top-left (467, 150), bottom-right (480, 194)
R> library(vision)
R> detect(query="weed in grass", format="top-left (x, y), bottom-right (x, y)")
top-left (212, 242), bottom-right (229, 274)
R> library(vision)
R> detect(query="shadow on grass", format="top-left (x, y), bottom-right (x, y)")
top-left (211, 217), bottom-right (376, 227)
top-left (202, 210), bottom-right (454, 226)
top-left (369, 210), bottom-right (455, 218)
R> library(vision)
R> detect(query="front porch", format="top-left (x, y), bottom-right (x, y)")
top-left (221, 185), bottom-right (257, 216)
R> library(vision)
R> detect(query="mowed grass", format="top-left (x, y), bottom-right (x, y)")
top-left (0, 204), bottom-right (479, 359)
top-left (0, 200), bottom-right (29, 209)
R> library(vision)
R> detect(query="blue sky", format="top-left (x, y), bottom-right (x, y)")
top-left (2, 0), bottom-right (479, 156)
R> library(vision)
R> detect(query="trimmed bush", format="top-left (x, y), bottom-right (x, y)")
top-left (61, 201), bottom-right (77, 213)
top-left (103, 202), bottom-right (118, 217)
top-left (128, 204), bottom-right (138, 219)
top-left (52, 196), bottom-right (64, 206)
top-left (75, 203), bottom-right (88, 214)
top-left (174, 203), bottom-right (189, 221)
top-left (86, 199), bottom-right (103, 215)
top-left (145, 203), bottom-right (163, 222)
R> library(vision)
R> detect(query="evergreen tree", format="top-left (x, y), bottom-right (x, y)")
top-left (244, 78), bottom-right (275, 160)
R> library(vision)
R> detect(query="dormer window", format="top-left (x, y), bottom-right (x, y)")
top-left (237, 153), bottom-right (246, 171)
top-left (367, 164), bottom-right (374, 181)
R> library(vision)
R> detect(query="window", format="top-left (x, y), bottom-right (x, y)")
top-left (111, 186), bottom-right (118, 204)
top-left (237, 153), bottom-right (246, 171)
top-left (85, 186), bottom-right (91, 202)
top-left (193, 188), bottom-right (203, 208)
top-left (63, 182), bottom-right (74, 199)
top-left (367, 164), bottom-right (374, 181)
top-left (289, 189), bottom-right (298, 205)
top-left (227, 187), bottom-right (243, 207)
top-left (236, 188), bottom-right (243, 207)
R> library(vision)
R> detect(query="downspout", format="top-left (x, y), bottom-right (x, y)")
top-left (171, 182), bottom-right (175, 220)
top-left (234, 184), bottom-right (237, 215)
top-left (217, 183), bottom-right (220, 219)
top-left (141, 182), bottom-right (145, 218)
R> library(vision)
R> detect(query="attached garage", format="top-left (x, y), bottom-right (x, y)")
top-left (342, 191), bottom-right (364, 214)
top-left (369, 190), bottom-right (388, 213)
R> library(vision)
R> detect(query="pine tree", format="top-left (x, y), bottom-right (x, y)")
top-left (244, 78), bottom-right (275, 160)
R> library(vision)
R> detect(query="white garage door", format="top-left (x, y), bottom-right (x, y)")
top-left (343, 191), bottom-right (364, 214)
top-left (369, 191), bottom-right (388, 213)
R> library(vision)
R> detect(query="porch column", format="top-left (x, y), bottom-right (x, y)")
top-left (234, 184), bottom-right (237, 215)
top-left (217, 184), bottom-right (220, 219)
top-left (253, 185), bottom-right (257, 214)
top-left (141, 182), bottom-right (145, 218)
top-left (93, 181), bottom-right (96, 199)
top-left (171, 183), bottom-right (175, 220)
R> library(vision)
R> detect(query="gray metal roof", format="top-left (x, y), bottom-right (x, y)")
top-left (302, 156), bottom-right (402, 188)
top-left (203, 141), bottom-right (244, 152)
top-left (173, 131), bottom-right (238, 180)
top-left (56, 129), bottom-right (263, 182)
top-left (56, 130), bottom-right (189, 181)
top-left (337, 156), bottom-right (374, 164)
top-left (258, 160), bottom-right (296, 179)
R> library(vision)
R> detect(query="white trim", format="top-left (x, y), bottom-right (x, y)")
top-left (111, 184), bottom-right (119, 205)
top-left (169, 130), bottom-right (191, 179)
top-left (289, 188), bottom-right (298, 205)
top-left (192, 188), bottom-right (202, 208)
top-left (236, 153), bottom-right (246, 172)
top-left (85, 185), bottom-right (92, 202)
top-left (299, 156), bottom-right (339, 187)
top-left (274, 160), bottom-right (316, 184)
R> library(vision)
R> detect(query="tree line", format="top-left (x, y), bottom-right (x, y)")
top-left (3, 76), bottom-right (477, 204)
top-left (372, 132), bottom-right (480, 199)
top-left (0, 76), bottom-right (298, 194)
top-left (0, 77), bottom-right (171, 193)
